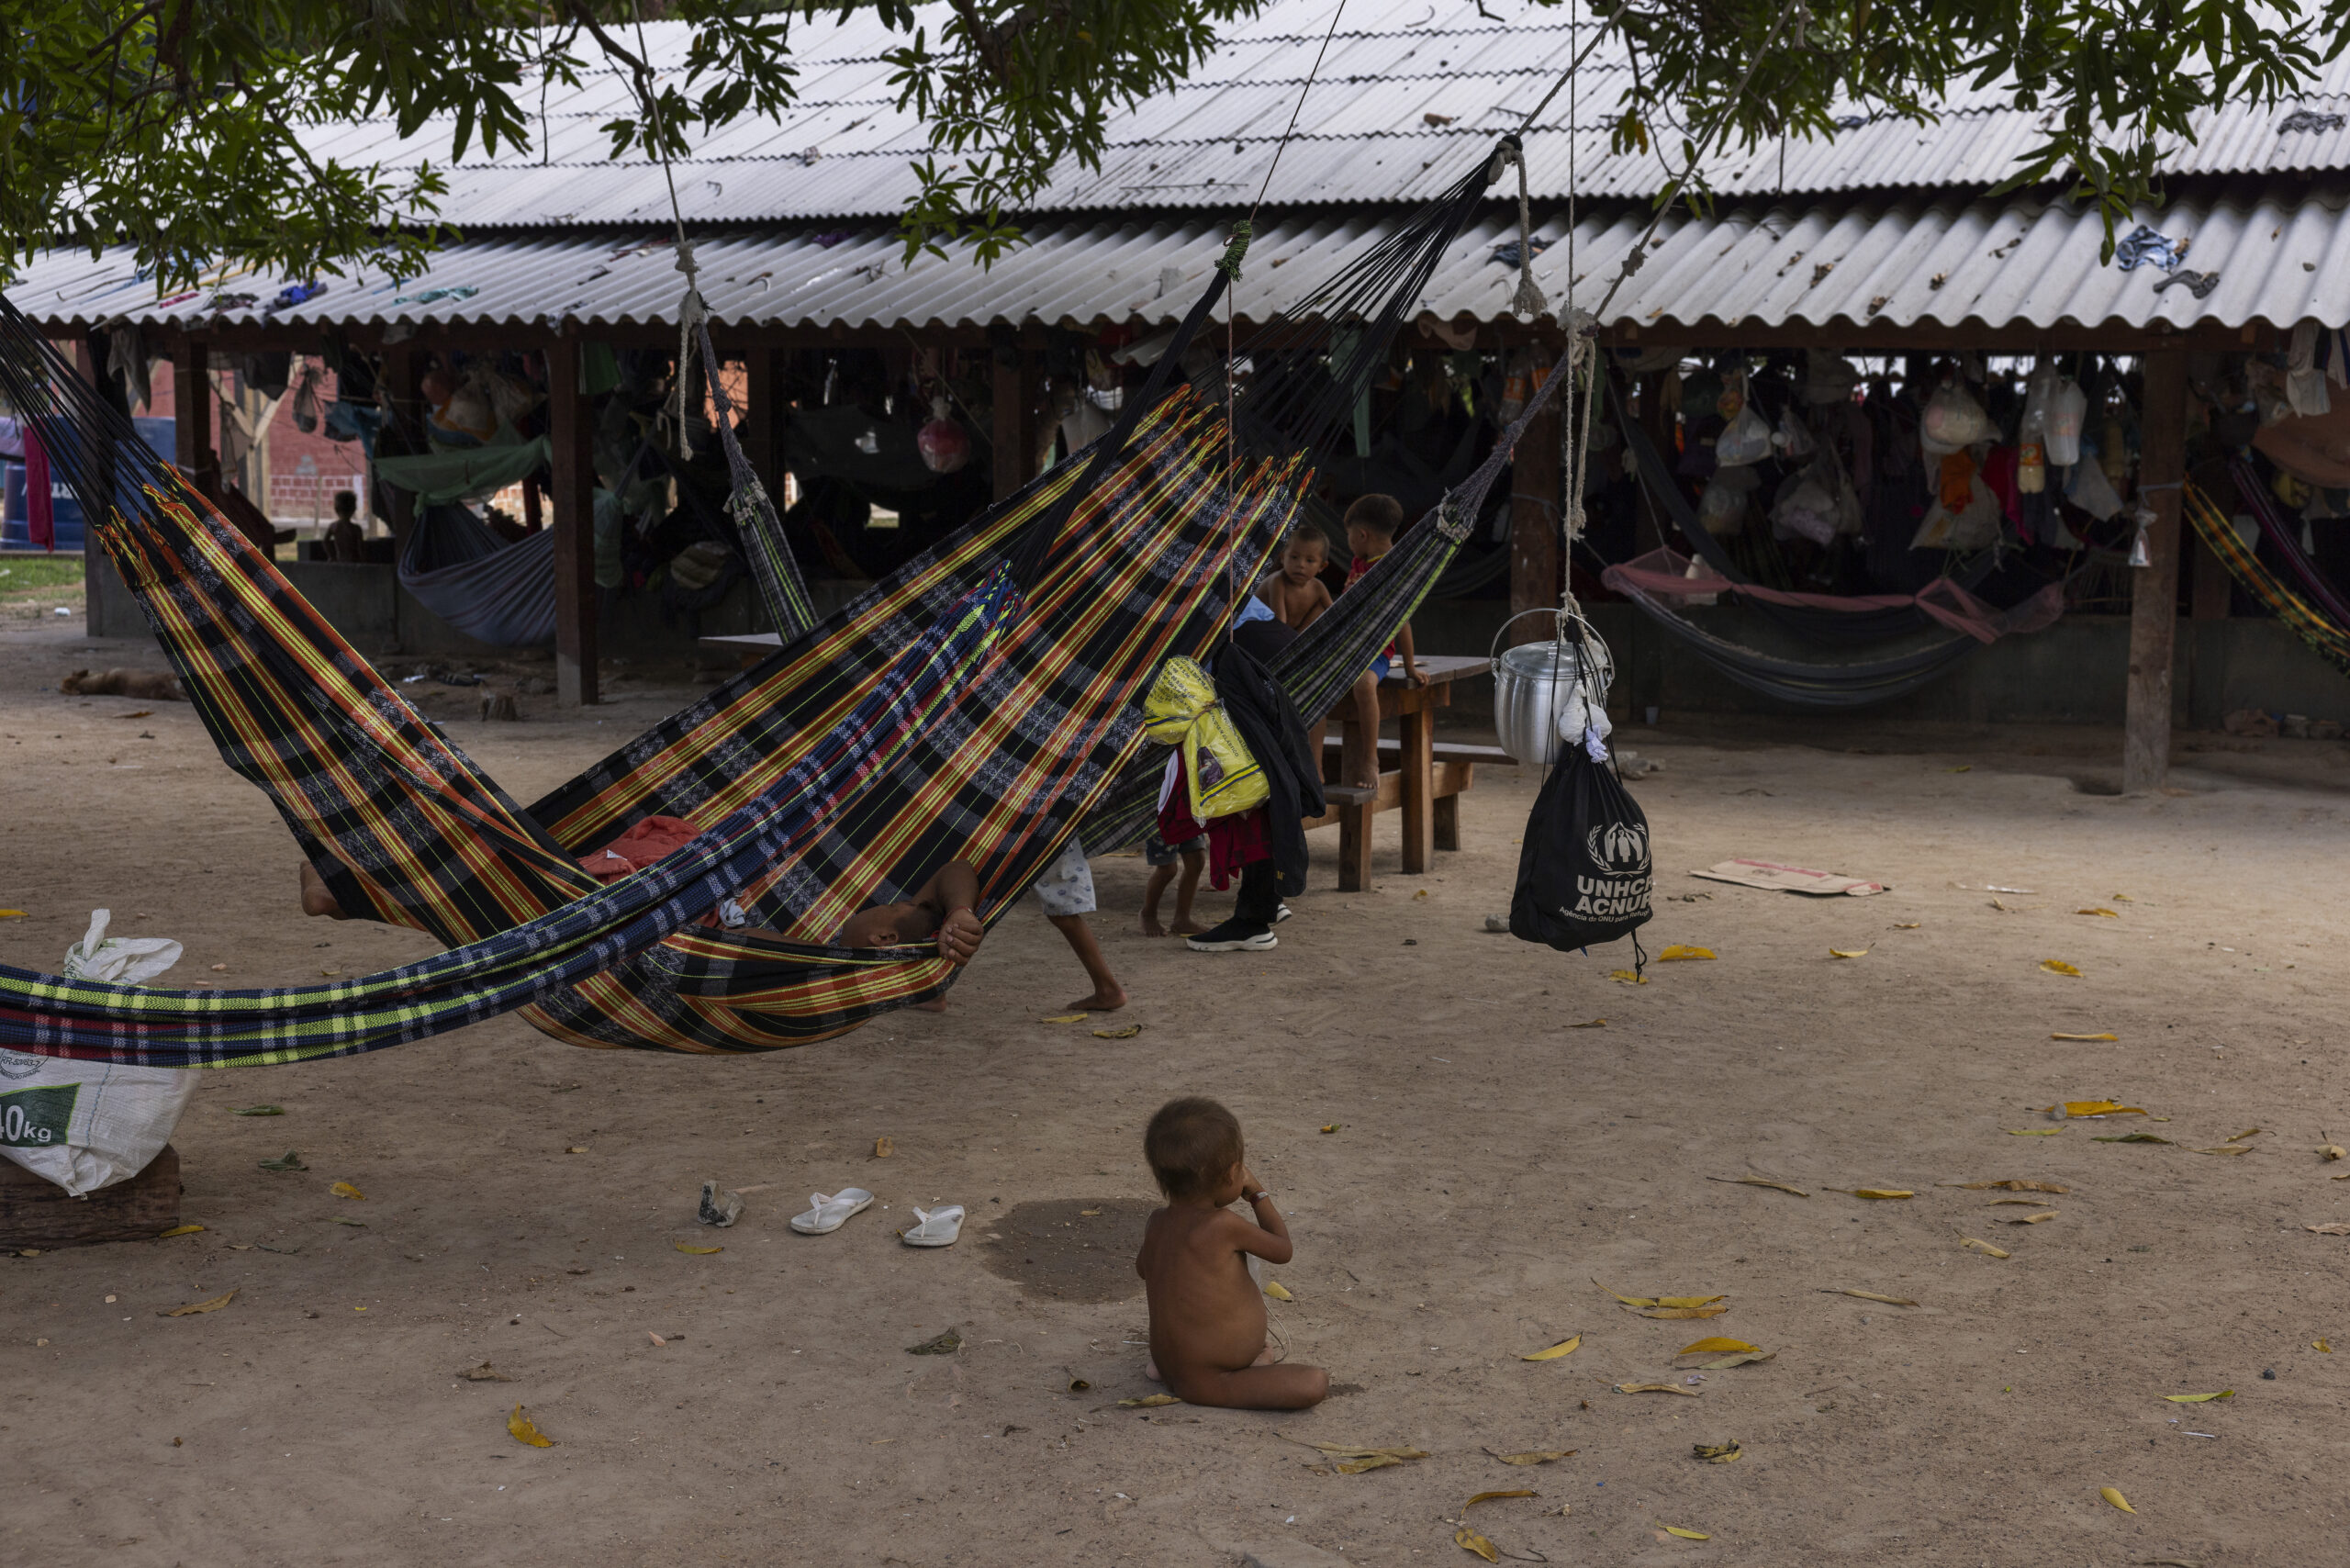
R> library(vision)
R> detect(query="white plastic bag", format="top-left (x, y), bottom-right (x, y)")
top-left (1770, 473), bottom-right (1841, 546)
top-left (0, 911), bottom-right (196, 1195)
top-left (2043, 378), bottom-right (2087, 465)
top-left (1773, 407), bottom-right (1817, 459)
top-left (1697, 478), bottom-right (1750, 536)
top-left (1716, 402), bottom-right (1773, 466)
top-left (1920, 379), bottom-right (1994, 453)
top-left (2066, 449), bottom-right (2125, 521)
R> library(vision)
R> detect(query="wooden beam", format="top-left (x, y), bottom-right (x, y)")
top-left (2123, 350), bottom-right (2188, 793)
top-left (1507, 399), bottom-right (1561, 644)
top-left (171, 337), bottom-right (218, 505)
top-left (545, 336), bottom-right (599, 709)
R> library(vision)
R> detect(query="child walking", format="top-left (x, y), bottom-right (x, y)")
top-left (1135, 1097), bottom-right (1327, 1409)
top-left (1138, 832), bottom-right (1207, 937)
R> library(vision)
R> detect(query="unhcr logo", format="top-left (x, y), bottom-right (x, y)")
top-left (1584, 820), bottom-right (1651, 877)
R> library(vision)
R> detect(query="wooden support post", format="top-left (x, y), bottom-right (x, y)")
top-left (992, 341), bottom-right (1033, 503)
top-left (2189, 531), bottom-right (2232, 620)
top-left (1507, 400), bottom-right (1561, 644)
top-left (1398, 699), bottom-right (1436, 874)
top-left (172, 337), bottom-right (219, 506)
top-left (546, 336), bottom-right (599, 709)
top-left (2123, 350), bottom-right (2188, 793)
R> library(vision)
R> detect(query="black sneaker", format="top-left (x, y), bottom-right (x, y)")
top-left (1186, 918), bottom-right (1277, 952)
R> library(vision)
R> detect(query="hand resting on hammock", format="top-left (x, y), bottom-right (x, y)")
top-left (836, 858), bottom-right (984, 965)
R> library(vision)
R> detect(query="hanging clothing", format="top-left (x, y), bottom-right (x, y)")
top-left (1212, 638), bottom-right (1325, 900)
top-left (22, 427), bottom-right (51, 550)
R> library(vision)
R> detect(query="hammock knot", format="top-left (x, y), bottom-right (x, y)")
top-left (1436, 492), bottom-right (1472, 543)
top-left (1218, 221), bottom-right (1253, 280)
top-left (1485, 135), bottom-right (1524, 188)
top-left (1507, 141), bottom-right (1550, 319)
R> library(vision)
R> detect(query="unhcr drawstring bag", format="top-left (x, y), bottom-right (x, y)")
top-left (1144, 656), bottom-right (1269, 821)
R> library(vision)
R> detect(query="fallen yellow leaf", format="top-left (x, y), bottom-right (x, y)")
top-left (1487, 1449), bottom-right (1575, 1465)
top-left (1675, 1338), bottom-right (1759, 1355)
top-left (0, 909), bottom-right (24, 918)
top-left (2052, 1032), bottom-right (2118, 1041)
top-left (2321, 1143), bottom-right (2346, 1162)
top-left (2161, 1390), bottom-right (2233, 1403)
top-left (2094, 1132), bottom-right (2172, 1144)
top-left (2316, 1338), bottom-right (2333, 1353)
top-left (1080, 1207), bottom-right (1102, 1215)
top-left (2226, 1126), bottom-right (2263, 1142)
top-left (1465, 1489), bottom-right (1538, 1506)
top-left (1824, 1288), bottom-right (1918, 1305)
top-left (1264, 1280), bottom-right (1294, 1301)
top-left (1294, 1441), bottom-right (1427, 1460)
top-left (1987, 1197), bottom-right (2053, 1204)
top-left (1320, 1124), bottom-right (1343, 1134)
top-left (330, 1182), bottom-right (365, 1200)
top-left (1831, 1188), bottom-right (1914, 1200)
top-left (874, 1136), bottom-right (893, 1158)
top-left (1569, 1017), bottom-right (1607, 1028)
top-left (2100, 1485), bottom-right (2133, 1514)
top-left (157, 1223), bottom-right (205, 1238)
top-left (2191, 1146), bottom-right (2255, 1157)
top-left (1635, 1304), bottom-right (1729, 1319)
top-left (1939, 1181), bottom-right (2068, 1193)
top-left (1518, 1335), bottom-right (1581, 1361)
top-left (1830, 947), bottom-right (1870, 958)
top-left (1039, 1014), bottom-right (1088, 1024)
top-left (1661, 1524), bottom-right (1711, 1540)
top-left (507, 1405), bottom-right (554, 1448)
top-left (2040, 959), bottom-right (2083, 977)
top-left (2077, 907), bottom-right (2120, 918)
top-left (161, 1290), bottom-right (237, 1317)
top-left (1608, 969), bottom-right (1648, 984)
top-left (2007, 1127), bottom-right (2064, 1137)
top-left (1657, 945), bottom-right (1716, 961)
top-left (2306, 1223), bottom-right (2350, 1236)
top-left (1696, 1350), bottom-right (1775, 1368)
top-left (1454, 1526), bottom-right (1498, 1562)
top-left (1337, 1454), bottom-right (1405, 1474)
top-left (1614, 1383), bottom-right (1701, 1397)
top-left (1092, 1025), bottom-right (1142, 1039)
top-left (1959, 1236), bottom-right (2011, 1259)
top-left (1707, 1174), bottom-right (1809, 1197)
top-left (1892, 921), bottom-right (1921, 928)
top-left (674, 1242), bottom-right (722, 1255)
top-left (2002, 1210), bottom-right (2059, 1225)
top-left (1117, 1393), bottom-right (1181, 1407)
top-left (2058, 1101), bottom-right (2146, 1118)
top-left (1692, 1440), bottom-right (1742, 1463)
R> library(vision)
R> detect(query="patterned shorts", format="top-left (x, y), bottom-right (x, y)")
top-left (1144, 831), bottom-right (1206, 868)
top-left (1031, 837), bottom-right (1096, 917)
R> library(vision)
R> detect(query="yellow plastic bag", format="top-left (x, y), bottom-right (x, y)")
top-left (1144, 657), bottom-right (1269, 821)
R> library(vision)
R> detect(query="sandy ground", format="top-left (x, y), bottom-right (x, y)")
top-left (4, 607), bottom-right (2349, 1568)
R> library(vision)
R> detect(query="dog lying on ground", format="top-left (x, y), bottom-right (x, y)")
top-left (60, 668), bottom-right (187, 700)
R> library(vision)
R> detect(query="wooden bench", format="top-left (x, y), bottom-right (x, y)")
top-left (1302, 654), bottom-right (1500, 890)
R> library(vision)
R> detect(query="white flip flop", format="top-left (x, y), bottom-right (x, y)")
top-left (901, 1204), bottom-right (965, 1248)
top-left (789, 1188), bottom-right (875, 1235)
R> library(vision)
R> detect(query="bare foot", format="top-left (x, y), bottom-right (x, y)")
top-left (1069, 984), bottom-right (1127, 1012)
top-left (1168, 917), bottom-right (1205, 936)
top-left (1351, 770), bottom-right (1380, 792)
top-left (914, 998), bottom-right (947, 1014)
top-left (1138, 912), bottom-right (1166, 937)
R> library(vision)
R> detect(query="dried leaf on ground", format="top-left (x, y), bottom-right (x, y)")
top-left (1657, 945), bottom-right (1716, 961)
top-left (1676, 1338), bottom-right (1759, 1355)
top-left (907, 1329), bottom-right (963, 1355)
top-left (464, 1363), bottom-right (512, 1382)
top-left (1570, 1018), bottom-right (1607, 1028)
top-left (1693, 1440), bottom-right (1742, 1462)
top-left (1708, 1174), bottom-right (1808, 1196)
top-left (1830, 947), bottom-right (1871, 958)
top-left (161, 1290), bottom-right (236, 1316)
top-left (1518, 1335), bottom-right (1581, 1361)
top-left (2315, 1338), bottom-right (2333, 1353)
top-left (2077, 908), bottom-right (2121, 918)
top-left (1987, 1197), bottom-right (2056, 1205)
top-left (1941, 1180), bottom-right (2068, 1193)
top-left (2052, 1032), bottom-right (2119, 1041)
top-left (1454, 1526), bottom-right (1499, 1562)
top-left (1595, 1282), bottom-right (1725, 1309)
top-left (2191, 1146), bottom-right (2255, 1157)
top-left (1608, 969), bottom-right (1649, 985)
top-left (2306, 1223), bottom-right (2350, 1236)
top-left (873, 1136), bottom-right (893, 1158)
top-left (1465, 1489), bottom-right (1539, 1506)
top-left (2007, 1127), bottom-right (2064, 1137)
top-left (1117, 1393), bottom-right (1180, 1406)
top-left (2041, 959), bottom-right (2084, 977)
top-left (1614, 1383), bottom-right (1701, 1397)
top-left (1091, 1025), bottom-right (1142, 1039)
top-left (1661, 1524), bottom-right (1711, 1540)
top-left (1823, 1288), bottom-right (1918, 1305)
top-left (2002, 1210), bottom-right (2060, 1225)
top-left (1959, 1236), bottom-right (2012, 1258)
top-left (1698, 1351), bottom-right (1776, 1369)
top-left (2094, 1133), bottom-right (2173, 1144)
top-left (2320, 1143), bottom-right (2346, 1161)
top-left (1337, 1454), bottom-right (1407, 1474)
top-left (1631, 1304), bottom-right (1730, 1320)
top-left (507, 1405), bottom-right (554, 1448)
top-left (2160, 1390), bottom-right (2233, 1403)
top-left (2058, 1101), bottom-right (2146, 1118)
top-left (647, 1332), bottom-right (666, 1346)
top-left (1892, 921), bottom-right (1922, 929)
top-left (1292, 1440), bottom-right (1429, 1460)
top-left (1038, 1013), bottom-right (1089, 1024)
top-left (1829, 1188), bottom-right (1914, 1199)
top-left (229, 1104), bottom-right (284, 1116)
top-left (674, 1241), bottom-right (722, 1255)
top-left (1487, 1449), bottom-right (1575, 1465)
top-left (1320, 1124), bottom-right (1343, 1134)
top-left (1264, 1280), bottom-right (1294, 1301)
top-left (330, 1181), bottom-right (365, 1200)
top-left (2226, 1127), bottom-right (2263, 1142)
top-left (2100, 1485), bottom-right (2134, 1514)
top-left (157, 1223), bottom-right (205, 1238)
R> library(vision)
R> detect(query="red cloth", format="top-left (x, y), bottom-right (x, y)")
top-left (1158, 759), bottom-right (1272, 890)
top-left (578, 814), bottom-right (703, 882)
top-left (1344, 554), bottom-right (1395, 661)
top-left (23, 428), bottom-right (51, 552)
top-left (1978, 444), bottom-right (2022, 524)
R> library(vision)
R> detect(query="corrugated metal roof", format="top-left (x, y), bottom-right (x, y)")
top-left (15, 179), bottom-right (2346, 335)
top-left (267, 1), bottom-right (2350, 229)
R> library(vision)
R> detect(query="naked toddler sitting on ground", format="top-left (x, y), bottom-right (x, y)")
top-left (1135, 1096), bottom-right (1327, 1410)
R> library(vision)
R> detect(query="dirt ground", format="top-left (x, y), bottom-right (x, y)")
top-left (5, 605), bottom-right (2349, 1568)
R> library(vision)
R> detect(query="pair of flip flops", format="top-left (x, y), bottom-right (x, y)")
top-left (789, 1188), bottom-right (964, 1247)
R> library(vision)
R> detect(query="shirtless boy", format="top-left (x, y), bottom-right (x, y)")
top-left (1255, 523), bottom-right (1334, 632)
top-left (1135, 1096), bottom-right (1328, 1410)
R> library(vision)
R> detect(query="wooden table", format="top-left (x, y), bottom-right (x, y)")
top-left (1301, 653), bottom-right (1498, 892)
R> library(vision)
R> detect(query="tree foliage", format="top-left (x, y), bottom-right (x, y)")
top-left (0, 0), bottom-right (2338, 291)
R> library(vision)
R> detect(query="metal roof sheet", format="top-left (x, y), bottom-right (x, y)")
top-left (16, 179), bottom-right (2349, 335)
